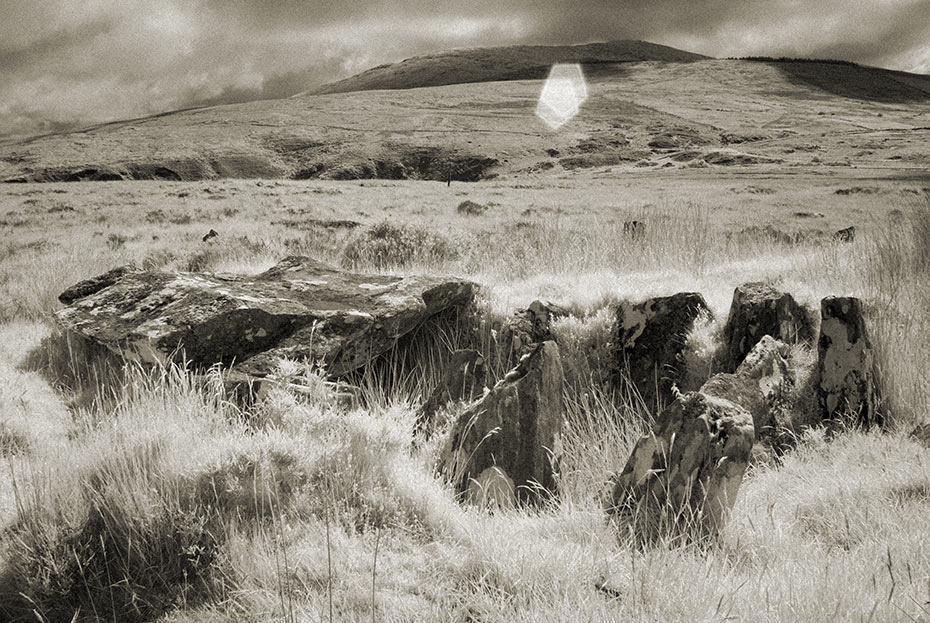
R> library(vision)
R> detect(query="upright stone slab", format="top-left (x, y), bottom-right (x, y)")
top-left (701, 335), bottom-right (795, 448)
top-left (722, 282), bottom-right (813, 371)
top-left (56, 256), bottom-right (477, 379)
top-left (609, 391), bottom-right (754, 543)
top-left (415, 349), bottom-right (487, 437)
top-left (498, 300), bottom-right (565, 364)
top-left (441, 341), bottom-right (564, 508)
top-left (817, 296), bottom-right (879, 427)
top-left (615, 293), bottom-right (710, 410)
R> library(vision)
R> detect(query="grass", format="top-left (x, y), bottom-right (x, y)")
top-left (0, 178), bottom-right (928, 621)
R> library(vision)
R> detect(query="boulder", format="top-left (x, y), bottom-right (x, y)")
top-left (615, 293), bottom-right (710, 410)
top-left (56, 256), bottom-right (477, 379)
top-left (722, 282), bottom-right (813, 371)
top-left (415, 349), bottom-right (487, 437)
top-left (497, 300), bottom-right (566, 363)
top-left (58, 264), bottom-right (141, 305)
top-left (623, 220), bottom-right (646, 240)
top-left (817, 296), bottom-right (879, 426)
top-left (701, 335), bottom-right (795, 447)
top-left (441, 341), bottom-right (564, 508)
top-left (832, 226), bottom-right (856, 242)
top-left (608, 391), bottom-right (754, 543)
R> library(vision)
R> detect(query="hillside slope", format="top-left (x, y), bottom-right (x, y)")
top-left (2, 41), bottom-right (930, 183)
top-left (304, 40), bottom-right (707, 95)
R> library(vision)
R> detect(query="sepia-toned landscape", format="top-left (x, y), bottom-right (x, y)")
top-left (1, 38), bottom-right (930, 622)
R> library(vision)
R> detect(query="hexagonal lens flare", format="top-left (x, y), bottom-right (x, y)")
top-left (536, 63), bottom-right (588, 130)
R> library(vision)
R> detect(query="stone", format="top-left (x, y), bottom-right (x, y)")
top-left (608, 391), bottom-right (754, 543)
top-left (833, 226), bottom-right (856, 242)
top-left (202, 229), bottom-right (219, 242)
top-left (415, 349), bottom-right (487, 437)
top-left (615, 293), bottom-right (710, 410)
top-left (701, 335), bottom-right (795, 447)
top-left (56, 256), bottom-right (477, 379)
top-left (441, 341), bottom-right (564, 507)
top-left (58, 264), bottom-right (141, 305)
top-left (817, 296), bottom-right (879, 426)
top-left (498, 300), bottom-right (566, 364)
top-left (722, 282), bottom-right (813, 371)
top-left (623, 220), bottom-right (646, 240)
top-left (456, 200), bottom-right (487, 216)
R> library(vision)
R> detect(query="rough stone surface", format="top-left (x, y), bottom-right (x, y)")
top-left (609, 391), bottom-right (754, 542)
top-left (615, 292), bottom-right (710, 410)
top-left (701, 335), bottom-right (795, 446)
top-left (441, 341), bottom-right (564, 507)
top-left (56, 256), bottom-right (477, 378)
top-left (58, 265), bottom-right (141, 305)
top-left (498, 300), bottom-right (566, 363)
top-left (817, 296), bottom-right (879, 426)
top-left (833, 226), bottom-right (856, 242)
top-left (415, 349), bottom-right (487, 437)
top-left (722, 282), bottom-right (814, 371)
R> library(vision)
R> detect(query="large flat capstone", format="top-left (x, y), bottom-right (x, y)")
top-left (56, 256), bottom-right (477, 377)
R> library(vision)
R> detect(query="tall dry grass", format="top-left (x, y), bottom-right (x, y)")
top-left (1, 188), bottom-right (929, 621)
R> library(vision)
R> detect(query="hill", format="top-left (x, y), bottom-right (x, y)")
top-left (304, 40), bottom-right (707, 95)
top-left (2, 40), bottom-right (930, 183)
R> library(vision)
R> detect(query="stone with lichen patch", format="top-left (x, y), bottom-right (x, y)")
top-left (56, 256), bottom-right (477, 378)
top-left (722, 282), bottom-right (814, 371)
top-left (615, 292), bottom-right (710, 410)
top-left (441, 341), bottom-right (564, 508)
top-left (817, 296), bottom-right (879, 427)
top-left (608, 391), bottom-right (754, 543)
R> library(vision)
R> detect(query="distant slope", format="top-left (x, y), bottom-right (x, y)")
top-left (304, 40), bottom-right (707, 95)
top-left (3, 40), bottom-right (930, 184)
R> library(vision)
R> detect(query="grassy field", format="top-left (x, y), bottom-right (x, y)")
top-left (1, 171), bottom-right (930, 622)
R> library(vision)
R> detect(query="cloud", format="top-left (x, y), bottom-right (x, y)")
top-left (1, 0), bottom-right (928, 140)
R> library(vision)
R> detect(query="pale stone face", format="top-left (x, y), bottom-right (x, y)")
top-left (536, 64), bottom-right (588, 130)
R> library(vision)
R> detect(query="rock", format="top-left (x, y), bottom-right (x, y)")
top-left (722, 282), bottom-right (814, 370)
top-left (608, 391), bottom-right (754, 543)
top-left (441, 341), bottom-right (564, 508)
top-left (615, 293), bottom-right (710, 410)
top-left (701, 335), bottom-right (795, 447)
top-left (623, 220), bottom-right (646, 240)
top-left (832, 226), bottom-right (856, 242)
top-left (497, 300), bottom-right (566, 363)
top-left (58, 264), bottom-right (141, 305)
top-left (415, 349), bottom-right (487, 437)
top-left (817, 296), bottom-right (879, 426)
top-left (456, 200), bottom-right (488, 216)
top-left (56, 256), bottom-right (477, 379)
top-left (202, 229), bottom-right (219, 242)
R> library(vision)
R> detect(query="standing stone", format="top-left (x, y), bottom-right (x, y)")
top-left (441, 341), bottom-right (564, 508)
top-left (615, 293), bottom-right (710, 410)
top-left (608, 391), bottom-right (754, 543)
top-left (817, 296), bottom-right (879, 426)
top-left (722, 282), bottom-right (814, 371)
top-left (415, 349), bottom-right (487, 437)
top-left (497, 300), bottom-right (566, 364)
top-left (701, 335), bottom-right (795, 448)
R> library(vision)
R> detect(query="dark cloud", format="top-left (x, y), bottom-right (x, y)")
top-left (1, 0), bottom-right (927, 140)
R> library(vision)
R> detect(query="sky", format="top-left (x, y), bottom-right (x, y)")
top-left (2, 0), bottom-right (929, 140)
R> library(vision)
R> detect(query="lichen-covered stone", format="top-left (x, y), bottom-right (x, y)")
top-left (722, 282), bottom-right (813, 371)
top-left (441, 341), bottom-right (564, 507)
top-left (497, 300), bottom-right (566, 364)
top-left (615, 293), bottom-right (710, 410)
top-left (817, 296), bottom-right (879, 426)
top-left (56, 256), bottom-right (477, 378)
top-left (609, 391), bottom-right (754, 542)
top-left (701, 335), bottom-right (795, 448)
top-left (415, 349), bottom-right (487, 437)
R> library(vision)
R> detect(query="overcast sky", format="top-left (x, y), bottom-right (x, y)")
top-left (2, 0), bottom-right (929, 140)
